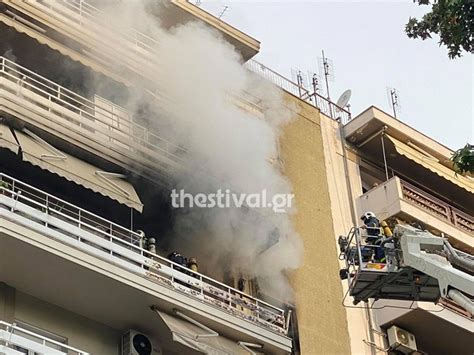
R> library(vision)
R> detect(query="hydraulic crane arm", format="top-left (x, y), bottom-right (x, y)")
top-left (339, 224), bottom-right (474, 315)
top-left (396, 225), bottom-right (474, 314)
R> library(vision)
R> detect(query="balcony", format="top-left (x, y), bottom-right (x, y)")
top-left (372, 300), bottom-right (472, 355)
top-left (0, 56), bottom-right (185, 183)
top-left (1, 0), bottom-right (345, 123)
top-left (356, 176), bottom-right (473, 250)
top-left (345, 107), bottom-right (474, 212)
top-left (0, 321), bottom-right (89, 355)
top-left (0, 173), bottom-right (292, 353)
top-left (2, 0), bottom-right (258, 73)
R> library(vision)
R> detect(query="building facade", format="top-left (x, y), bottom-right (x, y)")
top-left (0, 1), bottom-right (471, 355)
top-left (0, 1), bottom-right (350, 354)
top-left (320, 107), bottom-right (473, 355)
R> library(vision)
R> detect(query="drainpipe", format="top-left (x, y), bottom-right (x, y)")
top-left (337, 119), bottom-right (377, 355)
top-left (337, 118), bottom-right (358, 226)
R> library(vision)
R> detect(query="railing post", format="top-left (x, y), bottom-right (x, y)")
top-left (200, 276), bottom-right (204, 297)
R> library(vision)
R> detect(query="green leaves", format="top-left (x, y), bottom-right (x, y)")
top-left (451, 143), bottom-right (473, 174)
top-left (405, 0), bottom-right (474, 58)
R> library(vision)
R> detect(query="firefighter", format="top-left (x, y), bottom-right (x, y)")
top-left (360, 211), bottom-right (381, 241)
top-left (360, 212), bottom-right (386, 262)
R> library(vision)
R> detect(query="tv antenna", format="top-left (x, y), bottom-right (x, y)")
top-left (308, 71), bottom-right (321, 103)
top-left (291, 69), bottom-right (310, 99)
top-left (218, 5), bottom-right (229, 19)
top-left (318, 50), bottom-right (335, 100)
top-left (387, 87), bottom-right (401, 118)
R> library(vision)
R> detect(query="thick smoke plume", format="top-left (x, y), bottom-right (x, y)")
top-left (96, 0), bottom-right (302, 301)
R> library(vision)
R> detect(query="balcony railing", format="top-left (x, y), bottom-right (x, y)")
top-left (0, 321), bottom-right (88, 355)
top-left (401, 180), bottom-right (474, 235)
top-left (0, 56), bottom-right (186, 167)
top-left (0, 173), bottom-right (288, 335)
top-left (244, 60), bottom-right (352, 123)
top-left (27, 0), bottom-right (349, 123)
top-left (33, 0), bottom-right (158, 53)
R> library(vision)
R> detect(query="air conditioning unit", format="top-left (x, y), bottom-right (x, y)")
top-left (122, 330), bottom-right (162, 355)
top-left (387, 325), bottom-right (417, 354)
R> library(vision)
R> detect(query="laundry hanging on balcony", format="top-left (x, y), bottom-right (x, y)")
top-left (0, 123), bottom-right (19, 155)
top-left (14, 128), bottom-right (143, 212)
top-left (385, 135), bottom-right (474, 194)
top-left (152, 308), bottom-right (261, 355)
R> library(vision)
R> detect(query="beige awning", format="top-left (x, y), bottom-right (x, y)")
top-left (0, 14), bottom-right (128, 86)
top-left (154, 309), bottom-right (257, 355)
top-left (0, 123), bottom-right (19, 154)
top-left (386, 135), bottom-right (474, 194)
top-left (15, 129), bottom-right (143, 212)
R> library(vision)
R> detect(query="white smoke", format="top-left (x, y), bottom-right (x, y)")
top-left (95, 0), bottom-right (302, 301)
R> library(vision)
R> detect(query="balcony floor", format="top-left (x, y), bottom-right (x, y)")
top-left (0, 217), bottom-right (291, 354)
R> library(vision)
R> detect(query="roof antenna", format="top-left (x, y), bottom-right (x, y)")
top-left (318, 50), bottom-right (335, 101)
top-left (218, 5), bottom-right (229, 19)
top-left (387, 87), bottom-right (401, 118)
top-left (291, 68), bottom-right (310, 99)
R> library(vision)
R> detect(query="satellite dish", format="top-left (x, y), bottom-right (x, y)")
top-left (336, 89), bottom-right (352, 109)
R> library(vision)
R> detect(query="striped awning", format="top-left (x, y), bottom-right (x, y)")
top-left (0, 14), bottom-right (128, 86)
top-left (0, 123), bottom-right (19, 154)
top-left (386, 135), bottom-right (474, 194)
top-left (153, 309), bottom-right (257, 355)
top-left (15, 129), bottom-right (143, 212)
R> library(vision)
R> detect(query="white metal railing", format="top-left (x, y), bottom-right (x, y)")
top-left (31, 0), bottom-right (348, 123)
top-left (245, 60), bottom-right (352, 124)
top-left (244, 60), bottom-right (310, 99)
top-left (33, 0), bottom-right (158, 53)
top-left (0, 321), bottom-right (88, 355)
top-left (0, 173), bottom-right (288, 335)
top-left (0, 56), bottom-right (186, 164)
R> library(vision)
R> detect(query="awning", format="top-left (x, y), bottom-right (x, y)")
top-left (0, 14), bottom-right (128, 86)
top-left (386, 135), bottom-right (474, 194)
top-left (154, 309), bottom-right (261, 355)
top-left (0, 123), bottom-right (19, 154)
top-left (15, 129), bottom-right (143, 212)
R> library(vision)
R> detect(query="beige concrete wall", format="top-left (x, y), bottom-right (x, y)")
top-left (14, 290), bottom-right (120, 355)
top-left (280, 94), bottom-right (351, 354)
top-left (319, 115), bottom-right (375, 355)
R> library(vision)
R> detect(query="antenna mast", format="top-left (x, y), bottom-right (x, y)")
top-left (311, 73), bottom-right (320, 96)
top-left (321, 50), bottom-right (333, 101)
top-left (388, 88), bottom-right (401, 118)
top-left (218, 5), bottom-right (229, 19)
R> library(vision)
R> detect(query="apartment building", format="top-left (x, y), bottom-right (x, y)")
top-left (0, 1), bottom-right (351, 354)
top-left (0, 1), bottom-right (471, 354)
top-left (320, 107), bottom-right (473, 355)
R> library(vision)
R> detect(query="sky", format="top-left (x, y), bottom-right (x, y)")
top-left (197, 0), bottom-right (473, 150)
